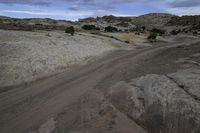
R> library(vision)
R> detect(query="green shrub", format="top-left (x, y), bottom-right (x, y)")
top-left (65, 26), bottom-right (75, 36)
top-left (105, 26), bottom-right (118, 32)
top-left (125, 40), bottom-right (130, 43)
top-left (82, 25), bottom-right (98, 30)
top-left (135, 32), bottom-right (140, 35)
top-left (147, 32), bottom-right (157, 42)
top-left (151, 28), bottom-right (166, 36)
top-left (193, 31), bottom-right (198, 35)
top-left (95, 27), bottom-right (100, 30)
top-left (170, 29), bottom-right (181, 35)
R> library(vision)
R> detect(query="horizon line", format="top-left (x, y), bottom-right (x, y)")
top-left (0, 13), bottom-right (199, 22)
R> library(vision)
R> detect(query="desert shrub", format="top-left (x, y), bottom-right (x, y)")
top-left (135, 32), bottom-right (140, 35)
top-left (65, 26), bottom-right (75, 36)
top-left (90, 30), bottom-right (100, 34)
top-left (95, 27), bottom-right (100, 30)
top-left (170, 29), bottom-right (181, 35)
top-left (0, 19), bottom-right (3, 24)
top-left (125, 29), bottom-right (129, 32)
top-left (52, 20), bottom-right (57, 25)
top-left (147, 32), bottom-right (157, 42)
top-left (151, 28), bottom-right (166, 36)
top-left (105, 26), bottom-right (118, 32)
top-left (193, 31), bottom-right (198, 35)
top-left (125, 40), bottom-right (130, 43)
top-left (82, 25), bottom-right (97, 30)
top-left (141, 26), bottom-right (146, 31)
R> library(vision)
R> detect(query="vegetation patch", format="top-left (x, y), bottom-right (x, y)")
top-left (105, 26), bottom-right (118, 32)
top-left (150, 28), bottom-right (166, 36)
top-left (111, 44), bottom-right (122, 48)
top-left (82, 25), bottom-right (100, 30)
top-left (170, 29), bottom-right (181, 35)
top-left (65, 26), bottom-right (75, 36)
top-left (147, 32), bottom-right (157, 42)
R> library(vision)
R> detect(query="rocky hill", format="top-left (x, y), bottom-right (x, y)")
top-left (132, 13), bottom-right (176, 29)
top-left (0, 16), bottom-right (73, 31)
top-left (101, 15), bottom-right (132, 23)
top-left (167, 15), bottom-right (200, 32)
top-left (167, 15), bottom-right (200, 26)
top-left (79, 13), bottom-right (175, 29)
top-left (1, 13), bottom-right (200, 33)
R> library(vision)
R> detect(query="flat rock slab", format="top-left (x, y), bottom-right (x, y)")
top-left (109, 67), bottom-right (200, 133)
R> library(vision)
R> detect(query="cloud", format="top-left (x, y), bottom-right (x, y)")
top-left (169, 0), bottom-right (200, 8)
top-left (66, 0), bottom-right (145, 12)
top-left (68, 6), bottom-right (79, 11)
top-left (0, 0), bottom-right (143, 11)
top-left (0, 9), bottom-right (94, 20)
top-left (1, 10), bottom-right (50, 15)
top-left (0, 0), bottom-right (161, 9)
top-left (1, 9), bottom-right (93, 16)
top-left (1, 0), bottom-right (200, 20)
top-left (0, 0), bottom-right (51, 6)
top-left (166, 5), bottom-right (200, 16)
top-left (164, 0), bottom-right (200, 16)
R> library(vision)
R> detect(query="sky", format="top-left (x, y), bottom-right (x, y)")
top-left (0, 0), bottom-right (199, 21)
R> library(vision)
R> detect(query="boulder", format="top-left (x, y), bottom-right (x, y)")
top-left (109, 68), bottom-right (200, 133)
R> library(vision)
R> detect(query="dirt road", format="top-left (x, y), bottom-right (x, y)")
top-left (0, 38), bottom-right (200, 133)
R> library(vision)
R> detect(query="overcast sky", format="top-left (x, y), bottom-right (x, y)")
top-left (0, 0), bottom-right (199, 20)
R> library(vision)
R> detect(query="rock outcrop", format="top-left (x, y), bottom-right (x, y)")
top-left (109, 68), bottom-right (200, 133)
top-left (54, 67), bottom-right (200, 133)
top-left (167, 15), bottom-right (200, 26)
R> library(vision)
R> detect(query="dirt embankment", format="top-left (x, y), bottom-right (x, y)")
top-left (0, 30), bottom-right (133, 89)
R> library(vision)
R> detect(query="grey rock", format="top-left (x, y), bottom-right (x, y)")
top-left (55, 90), bottom-right (147, 133)
top-left (109, 68), bottom-right (200, 133)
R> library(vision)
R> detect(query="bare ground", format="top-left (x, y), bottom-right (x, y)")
top-left (0, 30), bottom-right (133, 88)
top-left (0, 35), bottom-right (200, 133)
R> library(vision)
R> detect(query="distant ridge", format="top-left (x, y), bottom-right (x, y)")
top-left (1, 13), bottom-right (200, 32)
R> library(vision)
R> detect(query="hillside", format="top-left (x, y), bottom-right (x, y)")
top-left (0, 13), bottom-right (175, 31)
top-left (167, 15), bottom-right (200, 26)
top-left (1, 13), bottom-right (200, 33)
top-left (0, 30), bottom-right (130, 88)
top-left (78, 13), bottom-right (175, 29)
top-left (131, 13), bottom-right (176, 29)
top-left (0, 16), bottom-right (73, 31)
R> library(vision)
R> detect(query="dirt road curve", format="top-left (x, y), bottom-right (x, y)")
top-left (0, 39), bottom-right (199, 133)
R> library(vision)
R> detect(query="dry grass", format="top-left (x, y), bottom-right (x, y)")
top-left (111, 43), bottom-right (122, 48)
top-left (103, 33), bottom-right (147, 43)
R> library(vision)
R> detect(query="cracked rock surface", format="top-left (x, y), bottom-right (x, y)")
top-left (109, 67), bottom-right (200, 133)
top-left (44, 67), bottom-right (200, 133)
